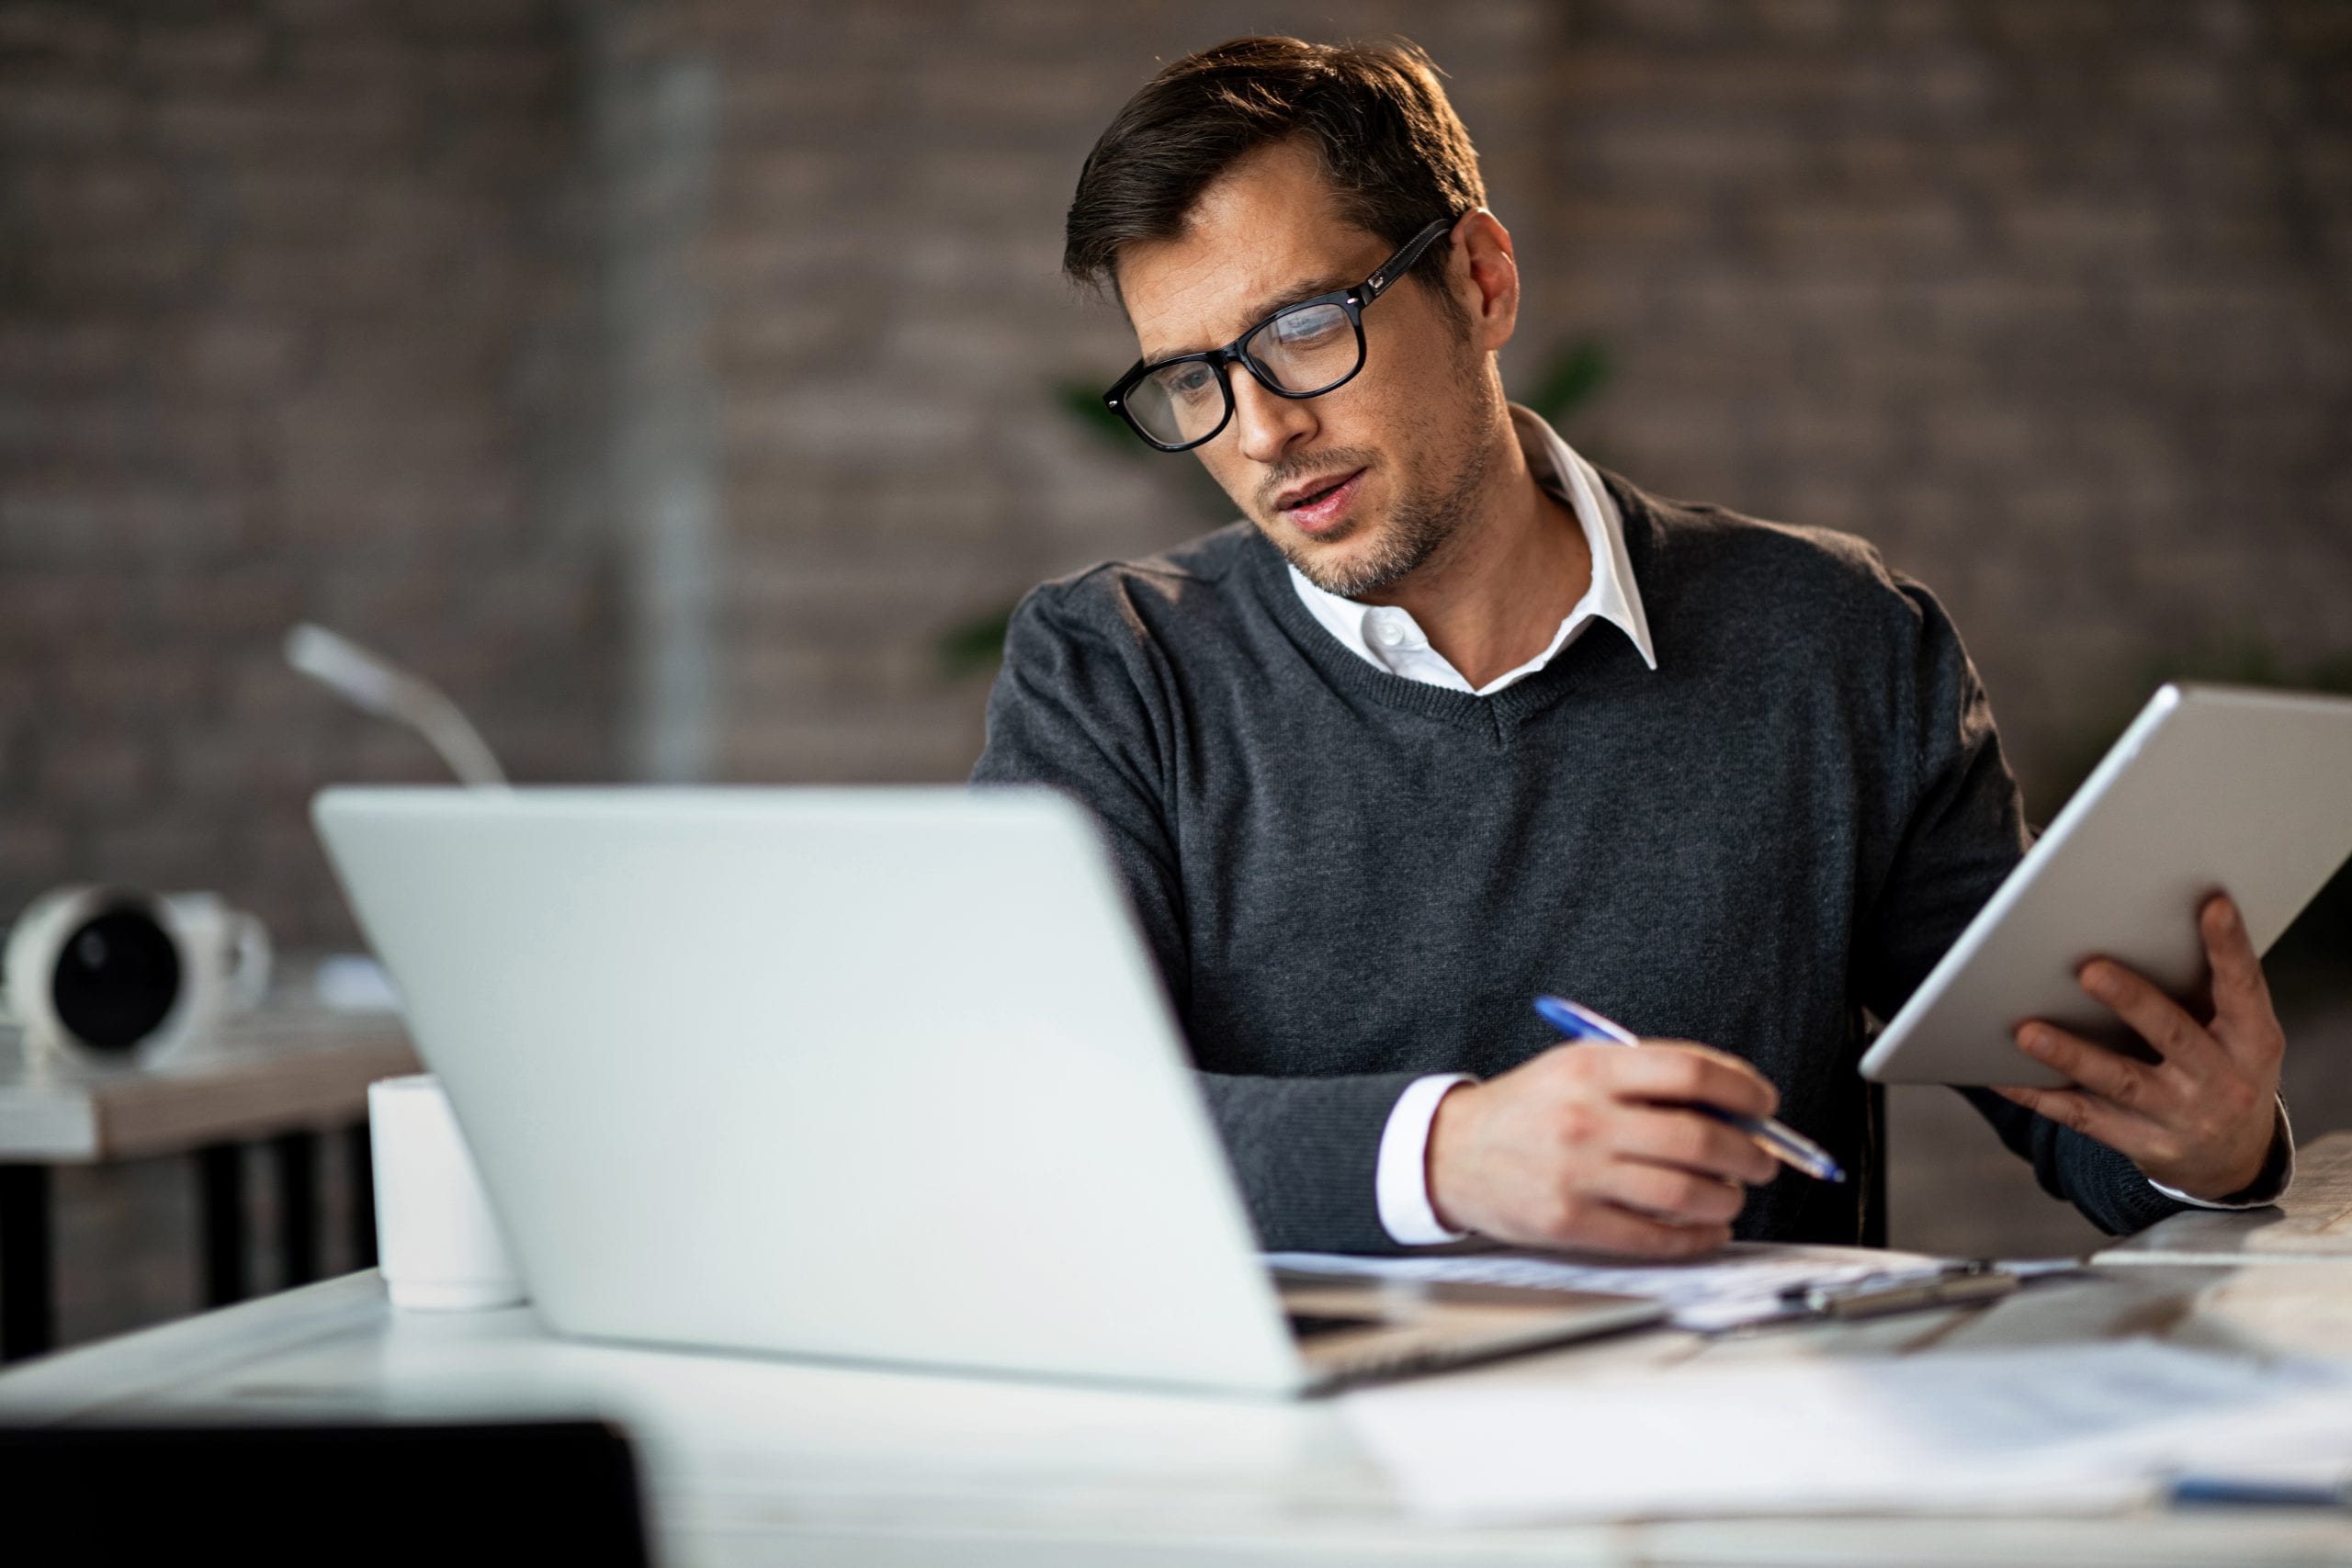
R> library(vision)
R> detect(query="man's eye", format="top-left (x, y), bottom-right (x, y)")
top-left (1272, 305), bottom-right (1347, 347)
top-left (1159, 365), bottom-right (1216, 400)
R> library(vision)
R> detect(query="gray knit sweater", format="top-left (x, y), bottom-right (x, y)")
top-left (972, 473), bottom-right (2196, 1252)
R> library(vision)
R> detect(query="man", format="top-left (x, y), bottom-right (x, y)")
top-left (975, 36), bottom-right (2290, 1256)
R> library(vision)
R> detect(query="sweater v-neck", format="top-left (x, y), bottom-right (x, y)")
top-left (1238, 472), bottom-right (1666, 742)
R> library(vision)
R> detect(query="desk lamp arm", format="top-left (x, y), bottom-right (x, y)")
top-left (284, 623), bottom-right (509, 790)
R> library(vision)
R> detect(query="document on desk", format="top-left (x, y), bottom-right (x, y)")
top-left (1345, 1339), bottom-right (2352, 1523)
top-left (1266, 1241), bottom-right (1954, 1332)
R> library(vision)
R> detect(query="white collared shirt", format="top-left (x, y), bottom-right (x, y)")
top-left (1286, 406), bottom-right (1657, 694)
top-left (1299, 406), bottom-right (2284, 1246)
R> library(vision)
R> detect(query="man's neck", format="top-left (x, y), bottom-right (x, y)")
top-left (1355, 419), bottom-right (1594, 690)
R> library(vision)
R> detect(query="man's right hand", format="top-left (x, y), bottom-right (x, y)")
top-left (1425, 1042), bottom-right (1781, 1257)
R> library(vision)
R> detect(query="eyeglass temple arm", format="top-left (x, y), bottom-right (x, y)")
top-left (1359, 216), bottom-right (1460, 303)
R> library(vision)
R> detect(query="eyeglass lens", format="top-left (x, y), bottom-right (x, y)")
top-left (1127, 300), bottom-right (1362, 447)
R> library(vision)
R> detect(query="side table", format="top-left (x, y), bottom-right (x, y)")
top-left (0, 1007), bottom-right (419, 1360)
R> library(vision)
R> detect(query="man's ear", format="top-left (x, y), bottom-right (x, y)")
top-left (1451, 209), bottom-right (1520, 354)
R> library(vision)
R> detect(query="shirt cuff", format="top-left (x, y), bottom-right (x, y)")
top-left (1375, 1073), bottom-right (1477, 1246)
top-left (2146, 1096), bottom-right (2297, 1211)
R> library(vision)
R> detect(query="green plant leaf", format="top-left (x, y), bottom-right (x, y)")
top-left (1524, 337), bottom-right (1611, 425)
top-left (1055, 378), bottom-right (1145, 457)
top-left (935, 607), bottom-right (1012, 681)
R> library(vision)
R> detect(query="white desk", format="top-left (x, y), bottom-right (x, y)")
top-left (6, 1143), bottom-right (2352, 1566)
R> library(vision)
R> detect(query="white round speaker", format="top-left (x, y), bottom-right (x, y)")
top-left (2, 886), bottom-right (272, 1068)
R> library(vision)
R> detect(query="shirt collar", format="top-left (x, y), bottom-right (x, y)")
top-left (1511, 403), bottom-right (1657, 672)
top-left (1284, 404), bottom-right (1658, 687)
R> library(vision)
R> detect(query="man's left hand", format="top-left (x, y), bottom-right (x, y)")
top-left (1992, 892), bottom-right (2284, 1201)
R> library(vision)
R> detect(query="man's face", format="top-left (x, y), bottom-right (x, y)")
top-left (1116, 139), bottom-right (1497, 598)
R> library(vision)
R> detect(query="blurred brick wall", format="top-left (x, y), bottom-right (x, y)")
top-left (0, 0), bottom-right (616, 948)
top-left (692, 0), bottom-right (1561, 783)
top-left (691, 0), bottom-right (2350, 813)
top-left (1518, 0), bottom-right (2352, 805)
top-left (7, 0), bottom-right (2344, 932)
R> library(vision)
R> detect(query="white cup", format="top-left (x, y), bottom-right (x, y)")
top-left (368, 1074), bottom-right (527, 1311)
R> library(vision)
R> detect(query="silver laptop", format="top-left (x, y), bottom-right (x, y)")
top-left (313, 786), bottom-right (1660, 1395)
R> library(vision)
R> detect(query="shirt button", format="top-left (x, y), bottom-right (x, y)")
top-left (1373, 619), bottom-right (1406, 648)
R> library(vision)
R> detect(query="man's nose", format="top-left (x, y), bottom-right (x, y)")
top-left (1228, 370), bottom-right (1317, 467)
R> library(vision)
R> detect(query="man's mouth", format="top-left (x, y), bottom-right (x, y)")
top-left (1274, 468), bottom-right (1367, 536)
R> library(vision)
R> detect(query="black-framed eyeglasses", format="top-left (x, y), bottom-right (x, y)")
top-left (1101, 215), bottom-right (1457, 453)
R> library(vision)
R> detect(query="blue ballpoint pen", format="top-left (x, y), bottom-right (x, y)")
top-left (1532, 994), bottom-right (1847, 1184)
top-left (2167, 1475), bottom-right (2352, 1508)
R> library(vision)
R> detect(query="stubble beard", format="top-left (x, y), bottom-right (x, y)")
top-left (1277, 423), bottom-right (1496, 601)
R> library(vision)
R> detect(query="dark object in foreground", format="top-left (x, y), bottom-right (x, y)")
top-left (0, 1418), bottom-right (650, 1565)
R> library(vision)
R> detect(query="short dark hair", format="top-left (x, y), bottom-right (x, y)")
top-left (1064, 36), bottom-right (1487, 309)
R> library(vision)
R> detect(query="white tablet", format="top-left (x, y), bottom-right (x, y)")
top-left (1860, 682), bottom-right (2352, 1087)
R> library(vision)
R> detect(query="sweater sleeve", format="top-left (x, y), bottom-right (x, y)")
top-left (971, 580), bottom-right (1422, 1253)
top-left (1851, 572), bottom-right (2192, 1236)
